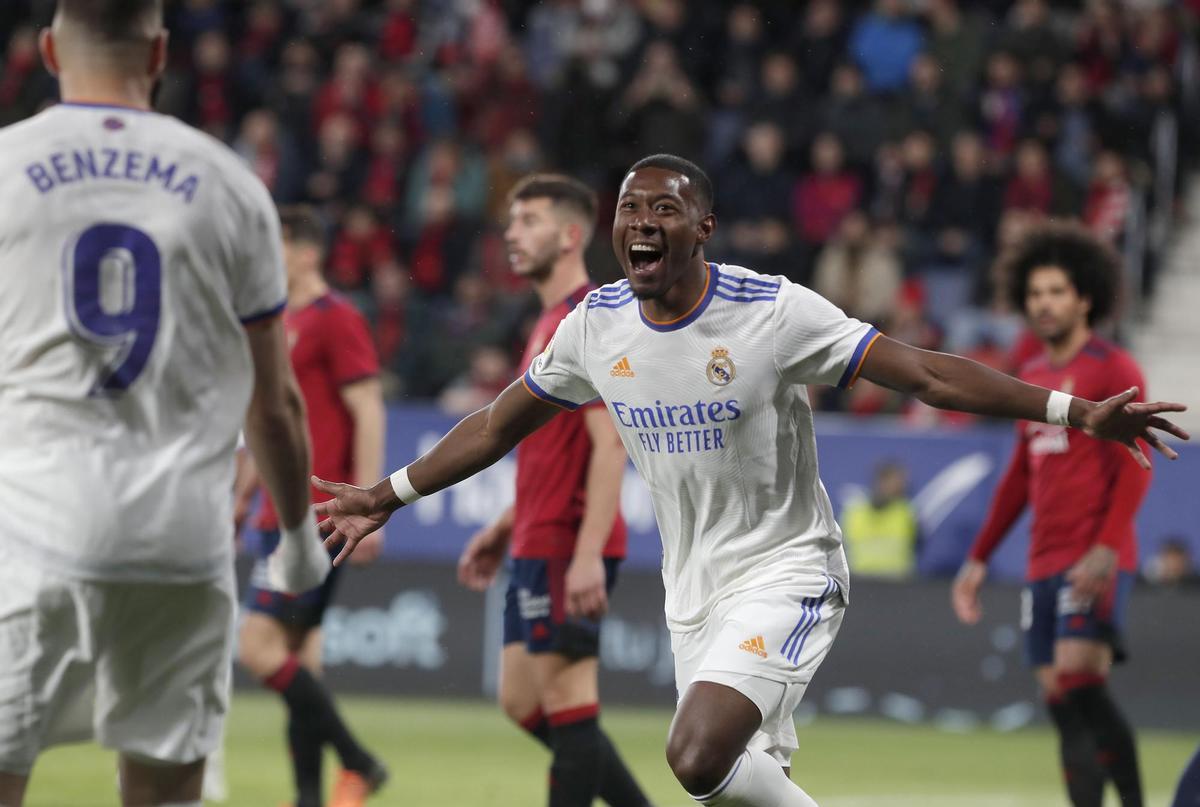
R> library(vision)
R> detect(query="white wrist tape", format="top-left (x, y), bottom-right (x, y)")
top-left (1046, 390), bottom-right (1073, 427)
top-left (389, 465), bottom-right (424, 505)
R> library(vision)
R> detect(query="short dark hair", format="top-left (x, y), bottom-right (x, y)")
top-left (278, 205), bottom-right (325, 250)
top-left (626, 154), bottom-right (714, 213)
top-left (1001, 221), bottom-right (1120, 325)
top-left (509, 173), bottom-right (598, 224)
top-left (59, 0), bottom-right (162, 43)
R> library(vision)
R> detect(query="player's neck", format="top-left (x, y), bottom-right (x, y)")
top-left (58, 74), bottom-right (154, 111)
top-left (288, 274), bottom-right (329, 310)
top-left (640, 257), bottom-right (709, 323)
top-left (532, 256), bottom-right (589, 310)
top-left (1045, 324), bottom-right (1092, 366)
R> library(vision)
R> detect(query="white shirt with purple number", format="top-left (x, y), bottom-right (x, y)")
top-left (524, 262), bottom-right (878, 632)
top-left (0, 104), bottom-right (285, 582)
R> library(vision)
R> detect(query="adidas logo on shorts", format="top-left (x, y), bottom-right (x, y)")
top-left (738, 635), bottom-right (767, 658)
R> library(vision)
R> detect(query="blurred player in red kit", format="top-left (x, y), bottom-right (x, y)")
top-left (236, 206), bottom-right (388, 807)
top-left (457, 175), bottom-right (653, 807)
top-left (953, 222), bottom-right (1150, 807)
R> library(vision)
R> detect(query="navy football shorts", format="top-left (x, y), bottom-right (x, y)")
top-left (503, 557), bottom-right (621, 659)
top-left (1023, 570), bottom-right (1134, 667)
top-left (243, 529), bottom-right (342, 631)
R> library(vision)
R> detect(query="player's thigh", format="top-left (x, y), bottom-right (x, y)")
top-left (534, 654), bottom-right (599, 715)
top-left (673, 577), bottom-right (844, 766)
top-left (1054, 637), bottom-right (1112, 676)
top-left (236, 610), bottom-right (292, 679)
top-left (297, 626), bottom-right (323, 675)
top-left (0, 556), bottom-right (95, 777)
top-left (498, 643), bottom-right (543, 723)
top-left (96, 573), bottom-right (236, 766)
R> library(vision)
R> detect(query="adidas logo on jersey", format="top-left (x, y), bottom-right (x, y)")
top-left (610, 356), bottom-right (635, 377)
top-left (738, 635), bottom-right (767, 658)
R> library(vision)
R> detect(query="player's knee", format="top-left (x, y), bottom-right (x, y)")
top-left (665, 731), bottom-right (736, 796)
top-left (497, 688), bottom-right (531, 725)
top-left (236, 619), bottom-right (284, 679)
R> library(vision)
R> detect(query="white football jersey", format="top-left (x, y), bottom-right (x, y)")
top-left (0, 103), bottom-right (286, 582)
top-left (524, 263), bottom-right (879, 632)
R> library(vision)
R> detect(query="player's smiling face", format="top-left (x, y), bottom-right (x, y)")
top-left (612, 168), bottom-right (713, 300)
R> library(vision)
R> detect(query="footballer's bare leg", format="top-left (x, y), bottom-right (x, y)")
top-left (0, 771), bottom-right (29, 806)
top-left (237, 612), bottom-right (291, 678)
top-left (667, 682), bottom-right (816, 806)
top-left (118, 755), bottom-right (204, 806)
top-left (498, 643), bottom-right (543, 727)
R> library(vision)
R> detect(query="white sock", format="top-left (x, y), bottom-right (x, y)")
top-left (266, 519), bottom-right (330, 593)
top-left (694, 748), bottom-right (819, 806)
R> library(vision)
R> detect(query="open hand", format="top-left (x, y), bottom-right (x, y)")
top-left (312, 476), bottom-right (395, 566)
top-left (457, 524), bottom-right (509, 591)
top-left (565, 554), bottom-right (608, 620)
top-left (1080, 387), bottom-right (1189, 469)
top-left (952, 560), bottom-right (987, 625)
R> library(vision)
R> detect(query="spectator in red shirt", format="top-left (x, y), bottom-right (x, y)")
top-left (1084, 151), bottom-right (1132, 246)
top-left (792, 131), bottom-right (862, 250)
top-left (1004, 139), bottom-right (1055, 215)
top-left (953, 223), bottom-right (1150, 807)
top-left (328, 204), bottom-right (398, 306)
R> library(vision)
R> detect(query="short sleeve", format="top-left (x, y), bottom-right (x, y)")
top-left (773, 281), bottom-right (880, 388)
top-left (324, 302), bottom-right (379, 385)
top-left (522, 304), bottom-right (598, 410)
top-left (232, 175), bottom-right (287, 324)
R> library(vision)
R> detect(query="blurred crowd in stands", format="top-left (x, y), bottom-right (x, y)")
top-left (2, 0), bottom-right (1197, 415)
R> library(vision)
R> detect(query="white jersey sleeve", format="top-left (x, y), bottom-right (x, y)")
top-left (522, 303), bottom-right (599, 409)
top-left (772, 282), bottom-right (880, 388)
top-left (230, 176), bottom-right (286, 323)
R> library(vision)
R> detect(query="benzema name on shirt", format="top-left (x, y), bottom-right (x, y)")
top-left (609, 398), bottom-right (741, 455)
top-left (25, 148), bottom-right (200, 203)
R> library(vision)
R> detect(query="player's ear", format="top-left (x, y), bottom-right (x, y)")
top-left (696, 211), bottom-right (716, 245)
top-left (38, 28), bottom-right (59, 77)
top-left (561, 220), bottom-right (587, 254)
top-left (148, 30), bottom-right (168, 79)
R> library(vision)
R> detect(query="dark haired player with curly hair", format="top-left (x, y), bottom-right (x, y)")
top-left (953, 222), bottom-right (1149, 807)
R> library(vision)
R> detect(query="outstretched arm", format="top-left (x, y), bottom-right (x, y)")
top-left (313, 379), bottom-right (562, 564)
top-left (857, 336), bottom-right (1188, 468)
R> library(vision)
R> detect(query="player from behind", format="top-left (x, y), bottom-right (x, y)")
top-left (312, 155), bottom-right (1186, 807)
top-left (456, 175), bottom-right (653, 807)
top-left (235, 207), bottom-right (388, 807)
top-left (0, 2), bottom-right (329, 806)
top-left (953, 223), bottom-right (1151, 807)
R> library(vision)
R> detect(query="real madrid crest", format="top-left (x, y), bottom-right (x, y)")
top-left (706, 347), bottom-right (735, 386)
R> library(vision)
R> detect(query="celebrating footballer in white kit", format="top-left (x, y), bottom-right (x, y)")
top-left (313, 154), bottom-right (1188, 807)
top-left (0, 3), bottom-right (327, 806)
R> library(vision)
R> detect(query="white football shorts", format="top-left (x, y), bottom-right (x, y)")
top-left (0, 549), bottom-right (235, 774)
top-left (671, 575), bottom-right (845, 765)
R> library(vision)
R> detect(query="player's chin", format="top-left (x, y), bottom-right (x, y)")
top-left (625, 269), bottom-right (664, 299)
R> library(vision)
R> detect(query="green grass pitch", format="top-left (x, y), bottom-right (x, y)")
top-left (24, 693), bottom-right (1195, 806)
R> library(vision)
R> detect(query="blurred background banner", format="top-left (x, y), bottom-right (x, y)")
top-left (241, 405), bottom-right (1199, 582)
top-left (245, 557), bottom-right (1200, 731)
